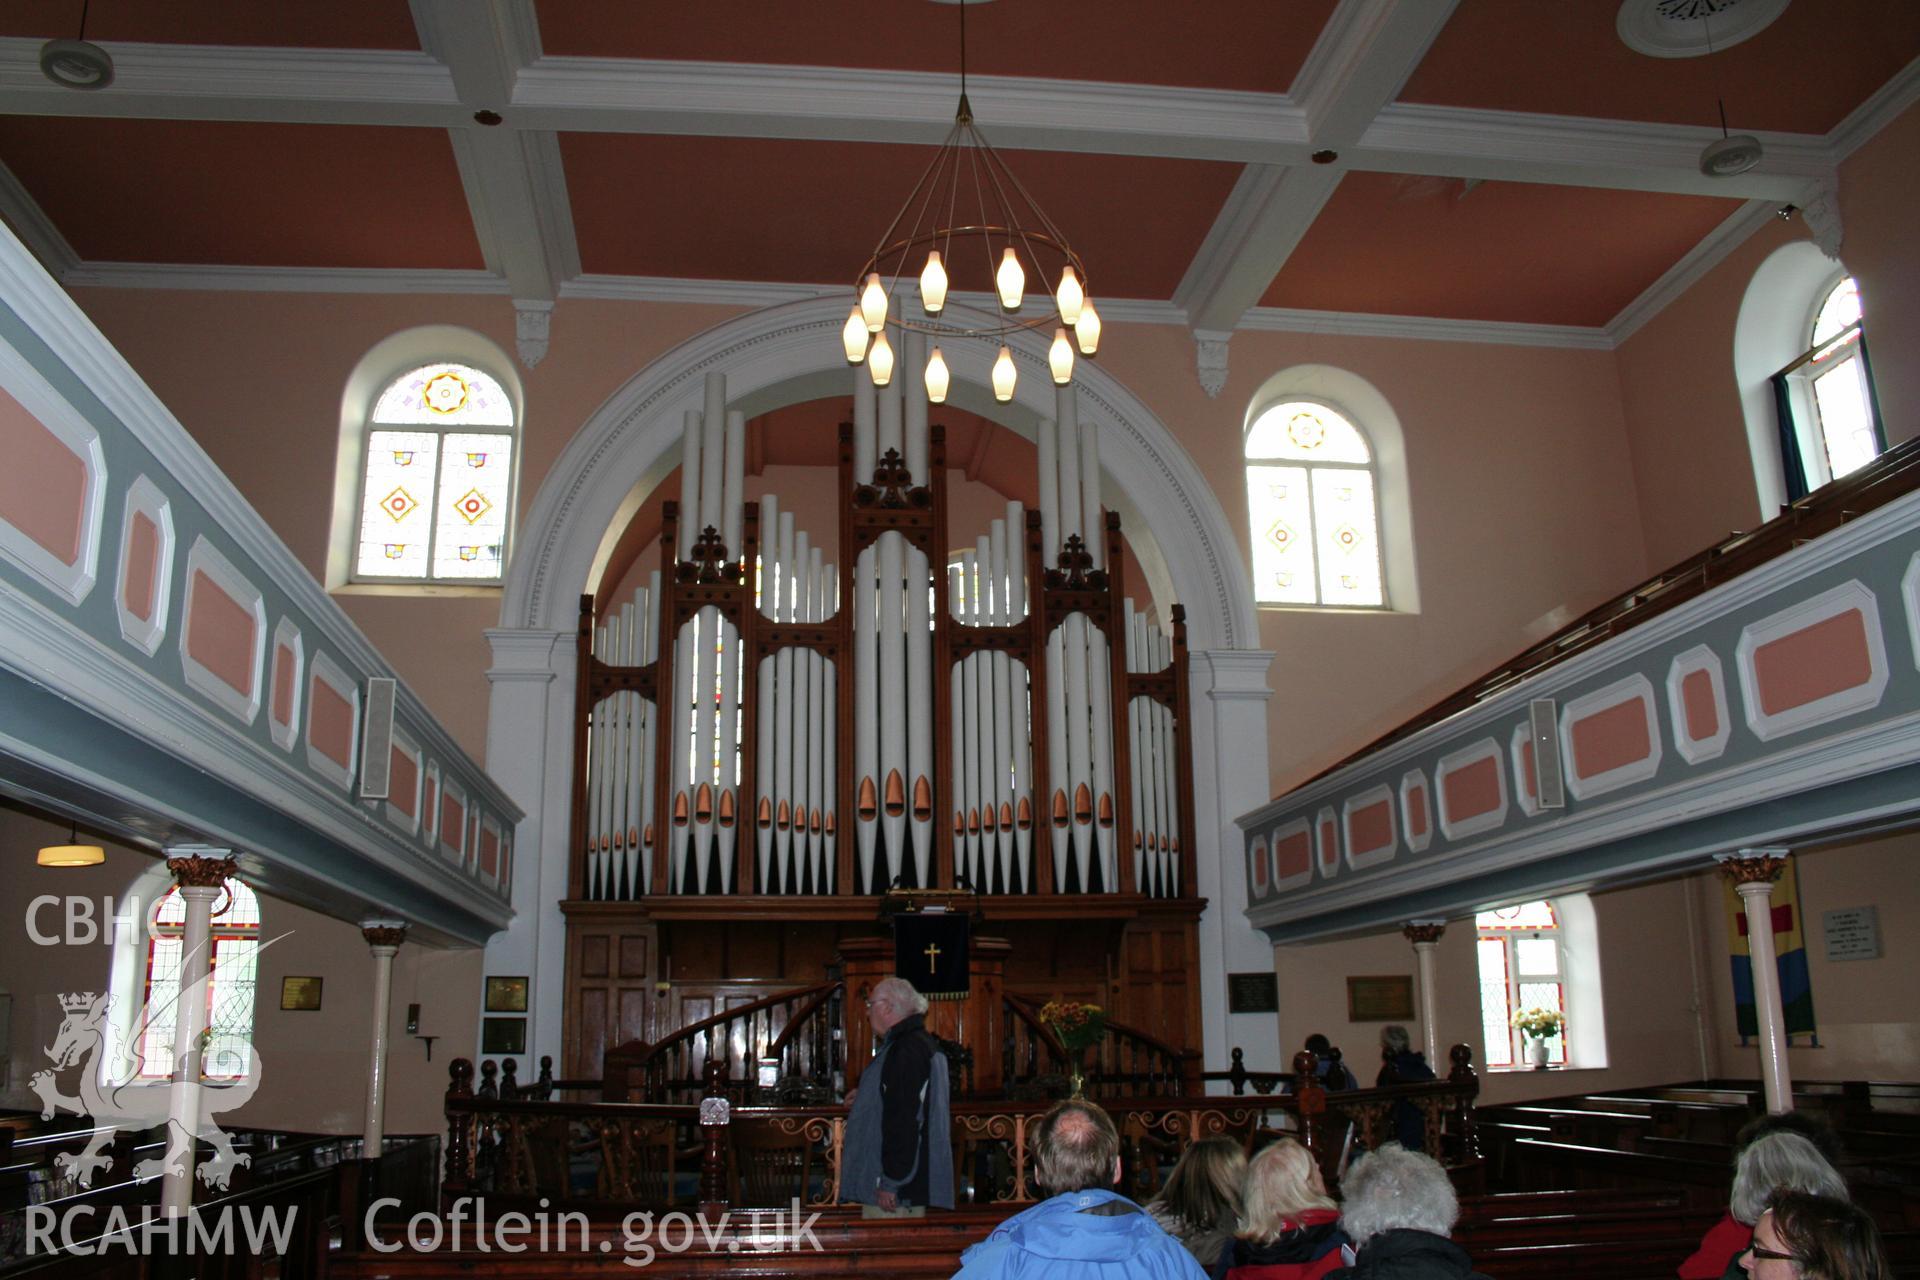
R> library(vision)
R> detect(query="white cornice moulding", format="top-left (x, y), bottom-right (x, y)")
top-left (1239, 307), bottom-right (1614, 350)
top-left (60, 263), bottom-right (509, 295)
top-left (1606, 199), bottom-right (1781, 345)
top-left (1828, 55), bottom-right (1920, 162)
top-left (0, 160), bottom-right (78, 281)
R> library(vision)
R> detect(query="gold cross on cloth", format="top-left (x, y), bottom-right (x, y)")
top-left (924, 942), bottom-right (942, 973)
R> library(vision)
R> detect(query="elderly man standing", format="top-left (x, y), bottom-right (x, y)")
top-left (955, 1099), bottom-right (1205, 1279)
top-left (843, 976), bottom-right (954, 1213)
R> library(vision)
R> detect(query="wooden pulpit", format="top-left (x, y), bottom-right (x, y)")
top-left (840, 933), bottom-right (1009, 1095)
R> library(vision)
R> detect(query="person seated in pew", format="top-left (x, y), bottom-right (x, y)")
top-left (1742, 1191), bottom-right (1888, 1280)
top-left (1304, 1035), bottom-right (1360, 1092)
top-left (1374, 1026), bottom-right (1435, 1153)
top-left (954, 1099), bottom-right (1206, 1280)
top-left (1322, 1146), bottom-right (1490, 1280)
top-left (1680, 1121), bottom-right (1850, 1280)
top-left (1146, 1136), bottom-right (1247, 1272)
top-left (1209, 1138), bottom-right (1353, 1280)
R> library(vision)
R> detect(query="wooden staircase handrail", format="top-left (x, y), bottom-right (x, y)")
top-left (1002, 992), bottom-right (1190, 1084)
top-left (767, 982), bottom-right (844, 1056)
top-left (622, 979), bottom-right (840, 1090)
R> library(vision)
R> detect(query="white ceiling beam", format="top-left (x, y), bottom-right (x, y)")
top-left (411, 1), bottom-right (576, 309)
top-left (0, 160), bottom-right (79, 280)
top-left (1174, 0), bottom-right (1459, 346)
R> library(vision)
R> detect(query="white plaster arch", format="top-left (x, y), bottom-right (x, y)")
top-left (1735, 240), bottom-right (1848, 520)
top-left (501, 296), bottom-right (1257, 653)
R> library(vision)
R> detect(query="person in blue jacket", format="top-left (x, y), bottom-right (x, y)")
top-left (954, 1099), bottom-right (1206, 1280)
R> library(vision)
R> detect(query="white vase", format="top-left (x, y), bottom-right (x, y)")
top-left (1526, 1037), bottom-right (1551, 1069)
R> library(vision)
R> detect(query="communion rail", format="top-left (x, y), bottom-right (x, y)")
top-left (439, 1047), bottom-right (1480, 1212)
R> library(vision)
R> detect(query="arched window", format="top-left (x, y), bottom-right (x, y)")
top-left (137, 880), bottom-right (261, 1081)
top-left (1476, 900), bottom-right (1566, 1068)
top-left (352, 361), bottom-right (517, 583)
top-left (1245, 400), bottom-right (1385, 607)
top-left (1774, 276), bottom-right (1884, 497)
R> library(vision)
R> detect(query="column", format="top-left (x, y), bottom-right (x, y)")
top-left (1718, 848), bottom-right (1792, 1113)
top-left (361, 920), bottom-right (408, 1157)
top-left (161, 848), bottom-right (234, 1218)
top-left (1404, 921), bottom-right (1446, 1066)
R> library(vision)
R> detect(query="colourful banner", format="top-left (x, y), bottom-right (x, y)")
top-left (1722, 859), bottom-right (1817, 1042)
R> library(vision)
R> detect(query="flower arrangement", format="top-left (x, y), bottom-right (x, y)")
top-left (1511, 1006), bottom-right (1565, 1040)
top-left (1038, 1000), bottom-right (1108, 1054)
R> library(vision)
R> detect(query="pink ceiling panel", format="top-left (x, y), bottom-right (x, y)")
top-left (562, 132), bottom-right (1236, 301)
top-left (0, 117), bottom-right (482, 270)
top-left (1261, 173), bottom-right (1744, 328)
top-left (0, 0), bottom-right (418, 49)
top-left (1401, 0), bottom-right (1920, 135)
top-left (536, 0), bottom-right (1337, 95)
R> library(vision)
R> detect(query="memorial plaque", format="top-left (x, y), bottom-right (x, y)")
top-left (1346, 975), bottom-right (1415, 1021)
top-left (1823, 906), bottom-right (1881, 961)
top-left (280, 976), bottom-right (323, 1011)
top-left (1228, 972), bottom-right (1279, 1013)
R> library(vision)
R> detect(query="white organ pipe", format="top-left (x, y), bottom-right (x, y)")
top-left (973, 535), bottom-right (996, 894)
top-left (854, 367), bottom-right (877, 484)
top-left (1057, 410), bottom-right (1083, 558)
top-left (616, 600), bottom-right (638, 898)
top-left (1162, 631), bottom-right (1181, 896)
top-left (808, 546), bottom-right (828, 893)
top-left (625, 592), bottom-right (649, 899)
top-left (1037, 419), bottom-right (1059, 573)
top-left (1045, 626), bottom-right (1068, 891)
top-left (603, 613), bottom-right (624, 899)
top-left (640, 570), bottom-right (661, 895)
top-left (854, 544), bottom-right (879, 892)
top-left (589, 623), bottom-right (608, 899)
top-left (906, 542), bottom-right (933, 887)
top-left (1006, 501), bottom-right (1032, 894)
top-left (959, 551), bottom-right (981, 886)
top-left (822, 564), bottom-right (839, 894)
top-left (670, 614), bottom-right (696, 893)
top-left (1064, 613), bottom-right (1094, 892)
top-left (878, 532), bottom-right (907, 883)
top-left (701, 374), bottom-right (726, 541)
top-left (691, 606), bottom-right (718, 892)
top-left (792, 533), bottom-right (814, 891)
top-left (755, 503), bottom-right (778, 892)
top-left (904, 331), bottom-right (928, 486)
top-left (774, 514), bottom-right (796, 892)
top-left (716, 611), bottom-right (740, 895)
top-left (723, 410), bottom-right (746, 562)
top-left (948, 563), bottom-right (968, 885)
top-left (878, 358), bottom-right (903, 466)
top-left (678, 409), bottom-right (702, 561)
top-left (988, 521), bottom-right (1014, 894)
top-left (1078, 414), bottom-right (1103, 571)
top-left (1087, 618), bottom-right (1116, 893)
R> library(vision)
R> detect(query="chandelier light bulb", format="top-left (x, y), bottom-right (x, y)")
top-left (1075, 300), bottom-right (1102, 356)
top-left (1049, 328), bottom-right (1075, 385)
top-left (868, 329), bottom-right (895, 387)
top-left (919, 251), bottom-right (948, 315)
top-left (1056, 267), bottom-right (1084, 326)
top-left (925, 346), bottom-right (950, 404)
top-left (860, 273), bottom-right (888, 333)
top-left (996, 248), bottom-right (1025, 311)
top-left (992, 345), bottom-right (1017, 402)
top-left (842, 307), bottom-right (869, 364)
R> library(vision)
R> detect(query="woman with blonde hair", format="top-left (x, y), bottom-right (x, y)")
top-left (1146, 1135), bottom-right (1247, 1270)
top-left (1209, 1138), bottom-right (1353, 1280)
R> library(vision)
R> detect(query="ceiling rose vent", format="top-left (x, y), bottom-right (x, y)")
top-left (1618, 0), bottom-right (1791, 59)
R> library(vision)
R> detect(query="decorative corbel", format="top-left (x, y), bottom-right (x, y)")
top-left (1194, 329), bottom-right (1233, 399)
top-left (515, 299), bottom-right (554, 368)
top-left (1798, 180), bottom-right (1843, 261)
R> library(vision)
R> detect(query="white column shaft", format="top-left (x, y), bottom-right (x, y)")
top-left (1738, 880), bottom-right (1794, 1113)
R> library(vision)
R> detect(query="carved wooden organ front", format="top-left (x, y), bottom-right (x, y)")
top-left (562, 361), bottom-right (1201, 1072)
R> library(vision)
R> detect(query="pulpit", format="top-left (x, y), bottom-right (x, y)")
top-left (840, 933), bottom-right (1009, 1094)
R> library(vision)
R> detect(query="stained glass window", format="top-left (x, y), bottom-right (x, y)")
top-left (139, 880), bottom-right (261, 1081)
top-left (1246, 401), bottom-right (1384, 607)
top-left (355, 363), bottom-right (516, 584)
top-left (1475, 898), bottom-right (1567, 1068)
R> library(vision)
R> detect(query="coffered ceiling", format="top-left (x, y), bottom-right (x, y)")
top-left (0, 0), bottom-right (1913, 369)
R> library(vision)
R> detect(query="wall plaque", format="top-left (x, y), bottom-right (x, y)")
top-left (1346, 975), bottom-right (1414, 1022)
top-left (1823, 906), bottom-right (1881, 961)
top-left (280, 976), bottom-right (323, 1011)
top-left (1228, 972), bottom-right (1279, 1014)
top-left (485, 975), bottom-right (529, 1012)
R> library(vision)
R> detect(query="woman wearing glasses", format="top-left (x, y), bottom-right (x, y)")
top-left (1741, 1192), bottom-right (1888, 1280)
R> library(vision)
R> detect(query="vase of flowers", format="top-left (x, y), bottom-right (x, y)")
top-left (1039, 1000), bottom-right (1107, 1098)
top-left (1512, 1006), bottom-right (1564, 1069)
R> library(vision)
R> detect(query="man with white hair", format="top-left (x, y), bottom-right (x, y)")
top-left (842, 976), bottom-right (953, 1212)
top-left (1327, 1146), bottom-right (1490, 1280)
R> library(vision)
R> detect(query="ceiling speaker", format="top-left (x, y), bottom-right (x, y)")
top-left (1699, 134), bottom-right (1764, 178)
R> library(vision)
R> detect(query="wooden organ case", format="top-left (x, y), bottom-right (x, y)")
top-left (561, 367), bottom-right (1201, 1082)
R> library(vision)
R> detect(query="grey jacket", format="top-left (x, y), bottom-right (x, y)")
top-left (841, 1013), bottom-right (954, 1209)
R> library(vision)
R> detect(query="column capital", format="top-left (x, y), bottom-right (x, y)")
top-left (1716, 847), bottom-right (1790, 886)
top-left (165, 848), bottom-right (235, 890)
top-left (484, 628), bottom-right (566, 683)
top-left (362, 919), bottom-right (409, 950)
top-left (1403, 920), bottom-right (1446, 945)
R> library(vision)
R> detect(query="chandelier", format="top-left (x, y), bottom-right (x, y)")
top-left (842, 0), bottom-right (1100, 404)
